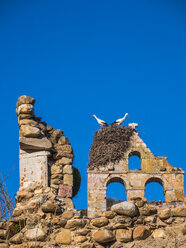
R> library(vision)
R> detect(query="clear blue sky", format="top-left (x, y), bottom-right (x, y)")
top-left (0, 0), bottom-right (186, 209)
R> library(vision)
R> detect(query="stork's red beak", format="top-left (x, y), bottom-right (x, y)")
top-left (128, 115), bottom-right (130, 117)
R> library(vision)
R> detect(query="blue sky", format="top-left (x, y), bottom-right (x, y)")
top-left (0, 0), bottom-right (186, 209)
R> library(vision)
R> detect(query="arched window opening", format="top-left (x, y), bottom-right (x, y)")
top-left (106, 179), bottom-right (126, 210)
top-left (128, 152), bottom-right (141, 170)
top-left (145, 179), bottom-right (165, 202)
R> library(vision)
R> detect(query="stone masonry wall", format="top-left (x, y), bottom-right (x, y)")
top-left (87, 124), bottom-right (185, 218)
top-left (0, 185), bottom-right (186, 248)
top-left (16, 95), bottom-right (80, 200)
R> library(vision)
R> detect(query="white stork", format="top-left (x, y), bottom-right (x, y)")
top-left (92, 115), bottom-right (108, 127)
top-left (112, 113), bottom-right (130, 125)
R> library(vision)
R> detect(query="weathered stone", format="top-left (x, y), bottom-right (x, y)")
top-left (103, 211), bottom-right (116, 219)
top-left (55, 157), bottom-right (73, 166)
top-left (76, 229), bottom-right (90, 236)
top-left (19, 137), bottom-right (52, 150)
top-left (17, 104), bottom-right (34, 116)
top-left (41, 201), bottom-right (62, 214)
top-left (112, 216), bottom-right (132, 228)
top-left (116, 229), bottom-right (132, 243)
top-left (17, 95), bottom-right (35, 107)
top-left (51, 164), bottom-right (62, 174)
top-left (81, 242), bottom-right (94, 248)
top-left (133, 226), bottom-right (150, 240)
top-left (58, 136), bottom-right (67, 145)
top-left (144, 216), bottom-right (156, 224)
top-left (92, 229), bottom-right (115, 244)
top-left (55, 229), bottom-right (71, 244)
top-left (20, 125), bottom-right (41, 138)
top-left (63, 165), bottom-right (73, 174)
top-left (0, 244), bottom-right (8, 248)
top-left (182, 224), bottom-right (186, 235)
top-left (18, 113), bottom-right (34, 120)
top-left (164, 217), bottom-right (173, 224)
top-left (58, 184), bottom-right (72, 197)
top-left (74, 235), bottom-right (87, 243)
top-left (156, 218), bottom-right (167, 227)
top-left (63, 174), bottom-right (73, 186)
top-left (9, 233), bottom-right (24, 244)
top-left (55, 144), bottom-right (72, 153)
top-left (50, 129), bottom-right (63, 144)
top-left (12, 208), bottom-right (24, 217)
top-left (62, 210), bottom-right (74, 220)
top-left (140, 205), bottom-right (157, 216)
top-left (25, 228), bottom-right (45, 241)
top-left (158, 207), bottom-right (171, 220)
top-left (65, 219), bottom-right (86, 229)
top-left (19, 119), bottom-right (38, 127)
top-left (0, 222), bottom-right (6, 230)
top-left (16, 191), bottom-right (33, 202)
top-left (111, 202), bottom-right (138, 217)
top-left (91, 217), bottom-right (109, 227)
top-left (166, 224), bottom-right (186, 237)
top-left (152, 229), bottom-right (166, 239)
top-left (0, 230), bottom-right (6, 239)
top-left (172, 206), bottom-right (186, 217)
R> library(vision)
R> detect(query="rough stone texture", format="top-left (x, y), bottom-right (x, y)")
top-left (19, 137), bottom-right (52, 150)
top-left (152, 229), bottom-right (166, 239)
top-left (111, 202), bottom-right (138, 217)
top-left (16, 95), bottom-right (35, 107)
top-left (172, 206), bottom-right (186, 217)
top-left (41, 201), bottom-right (62, 214)
top-left (116, 229), bottom-right (132, 242)
top-left (20, 125), bottom-right (41, 138)
top-left (133, 226), bottom-right (150, 240)
top-left (92, 229), bottom-right (115, 244)
top-left (91, 217), bottom-right (109, 227)
top-left (9, 233), bottom-right (24, 244)
top-left (25, 228), bottom-right (45, 241)
top-left (55, 229), bottom-right (71, 244)
top-left (158, 207), bottom-right (171, 220)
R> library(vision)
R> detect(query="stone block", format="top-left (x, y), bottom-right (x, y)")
top-left (58, 184), bottom-right (72, 198)
top-left (17, 95), bottom-right (35, 107)
top-left (63, 165), bottom-right (73, 174)
top-left (63, 174), bottom-right (73, 186)
top-left (55, 229), bottom-right (71, 244)
top-left (116, 229), bottom-right (132, 243)
top-left (20, 125), bottom-right (41, 138)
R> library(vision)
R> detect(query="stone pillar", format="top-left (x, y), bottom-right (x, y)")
top-left (19, 149), bottom-right (50, 188)
top-left (127, 189), bottom-right (145, 201)
top-left (87, 172), bottom-right (107, 218)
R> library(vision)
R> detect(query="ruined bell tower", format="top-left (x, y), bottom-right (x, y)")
top-left (87, 124), bottom-right (184, 218)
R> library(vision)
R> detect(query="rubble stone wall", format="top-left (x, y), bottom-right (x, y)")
top-left (0, 184), bottom-right (186, 248)
top-left (16, 95), bottom-right (78, 199)
top-left (0, 95), bottom-right (184, 248)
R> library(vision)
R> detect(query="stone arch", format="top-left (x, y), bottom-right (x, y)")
top-left (145, 176), bottom-right (164, 187)
top-left (106, 176), bottom-right (127, 209)
top-left (128, 151), bottom-right (141, 158)
top-left (105, 175), bottom-right (128, 189)
top-left (145, 176), bottom-right (165, 201)
top-left (128, 151), bottom-right (141, 170)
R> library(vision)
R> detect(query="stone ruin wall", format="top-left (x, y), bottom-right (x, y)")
top-left (16, 95), bottom-right (79, 205)
top-left (87, 124), bottom-right (185, 218)
top-left (0, 183), bottom-right (186, 248)
top-left (0, 95), bottom-right (185, 248)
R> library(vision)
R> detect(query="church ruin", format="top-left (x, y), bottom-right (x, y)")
top-left (0, 95), bottom-right (185, 248)
top-left (87, 124), bottom-right (184, 218)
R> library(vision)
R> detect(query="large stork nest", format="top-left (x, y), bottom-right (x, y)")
top-left (88, 125), bottom-right (136, 170)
